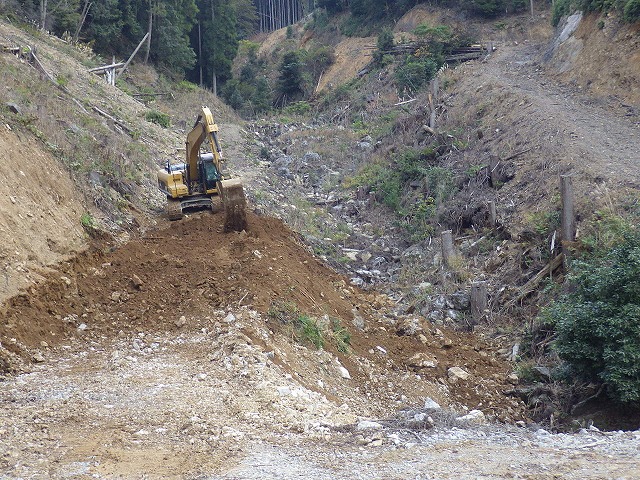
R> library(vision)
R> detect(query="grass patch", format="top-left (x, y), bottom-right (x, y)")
top-left (268, 301), bottom-right (351, 352)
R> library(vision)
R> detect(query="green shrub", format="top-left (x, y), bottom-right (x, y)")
top-left (145, 110), bottom-right (171, 128)
top-left (267, 301), bottom-right (350, 351)
top-left (283, 101), bottom-right (311, 115)
top-left (395, 57), bottom-right (438, 96)
top-left (548, 229), bottom-right (640, 404)
top-left (176, 80), bottom-right (198, 92)
top-left (80, 212), bottom-right (96, 230)
top-left (373, 28), bottom-right (394, 65)
top-left (624, 0), bottom-right (640, 21)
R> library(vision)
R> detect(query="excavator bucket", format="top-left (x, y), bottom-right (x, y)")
top-left (219, 179), bottom-right (247, 232)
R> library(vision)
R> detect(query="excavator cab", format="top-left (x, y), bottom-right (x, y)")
top-left (198, 153), bottom-right (222, 192)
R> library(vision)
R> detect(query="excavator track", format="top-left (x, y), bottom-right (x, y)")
top-left (219, 179), bottom-right (247, 232)
top-left (167, 198), bottom-right (184, 221)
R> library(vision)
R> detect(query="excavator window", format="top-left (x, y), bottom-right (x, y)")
top-left (202, 161), bottom-right (221, 189)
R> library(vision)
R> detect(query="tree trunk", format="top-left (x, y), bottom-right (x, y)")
top-left (470, 281), bottom-right (488, 325)
top-left (73, 0), bottom-right (91, 43)
top-left (143, 0), bottom-right (153, 64)
top-left (40, 0), bottom-right (47, 31)
top-left (198, 22), bottom-right (203, 86)
top-left (441, 230), bottom-right (455, 267)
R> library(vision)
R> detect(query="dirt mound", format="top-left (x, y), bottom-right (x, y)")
top-left (1, 211), bottom-right (354, 347)
top-left (1, 209), bottom-right (527, 423)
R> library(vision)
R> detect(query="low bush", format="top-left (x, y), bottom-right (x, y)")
top-left (545, 229), bottom-right (640, 404)
top-left (144, 110), bottom-right (170, 128)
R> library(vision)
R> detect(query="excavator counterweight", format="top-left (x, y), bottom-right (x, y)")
top-left (157, 107), bottom-right (247, 231)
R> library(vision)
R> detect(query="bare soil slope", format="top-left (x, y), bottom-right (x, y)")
top-left (0, 126), bottom-right (86, 303)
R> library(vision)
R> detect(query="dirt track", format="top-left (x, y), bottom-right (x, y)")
top-left (483, 43), bottom-right (640, 186)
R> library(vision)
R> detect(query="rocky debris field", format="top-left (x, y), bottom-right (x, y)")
top-left (2, 306), bottom-right (640, 478)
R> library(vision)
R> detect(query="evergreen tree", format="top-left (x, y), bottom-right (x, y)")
top-left (277, 50), bottom-right (305, 104)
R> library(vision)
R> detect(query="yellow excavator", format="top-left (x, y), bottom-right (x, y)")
top-left (157, 107), bottom-right (247, 231)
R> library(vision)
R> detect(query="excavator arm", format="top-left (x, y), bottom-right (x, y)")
top-left (185, 107), bottom-right (223, 188)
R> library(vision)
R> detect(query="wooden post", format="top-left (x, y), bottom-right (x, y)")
top-left (441, 230), bottom-right (455, 267)
top-left (431, 77), bottom-right (439, 103)
top-left (560, 175), bottom-right (575, 256)
top-left (488, 200), bottom-right (497, 228)
top-left (488, 156), bottom-right (499, 188)
top-left (471, 281), bottom-right (488, 325)
top-left (429, 111), bottom-right (436, 130)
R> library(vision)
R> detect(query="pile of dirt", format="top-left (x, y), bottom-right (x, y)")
top-left (0, 209), bottom-right (526, 422)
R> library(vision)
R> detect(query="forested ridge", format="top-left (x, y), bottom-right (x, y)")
top-left (3, 0), bottom-right (639, 99)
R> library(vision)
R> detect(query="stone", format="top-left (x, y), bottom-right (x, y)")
top-left (450, 291), bottom-right (470, 310)
top-left (433, 296), bottom-right (447, 309)
top-left (175, 316), bottom-right (187, 328)
top-left (6, 103), bottom-right (21, 114)
top-left (356, 420), bottom-right (383, 431)
top-left (338, 366), bottom-right (351, 379)
top-left (456, 409), bottom-right (486, 424)
top-left (277, 386), bottom-right (292, 396)
top-left (396, 317), bottom-right (423, 336)
top-left (440, 337), bottom-right (453, 348)
top-left (131, 274), bottom-right (143, 289)
top-left (446, 309), bottom-right (460, 321)
top-left (344, 251), bottom-right (358, 261)
top-left (424, 398), bottom-right (441, 410)
top-left (507, 373), bottom-right (519, 385)
top-left (302, 151), bottom-right (321, 163)
top-left (407, 353), bottom-right (438, 370)
top-left (448, 366), bottom-right (470, 381)
top-left (223, 313), bottom-right (236, 323)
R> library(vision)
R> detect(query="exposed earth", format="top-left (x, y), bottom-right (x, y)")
top-left (1, 6), bottom-right (640, 480)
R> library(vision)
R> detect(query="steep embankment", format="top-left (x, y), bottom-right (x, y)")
top-left (545, 12), bottom-right (640, 105)
top-left (0, 126), bottom-right (86, 301)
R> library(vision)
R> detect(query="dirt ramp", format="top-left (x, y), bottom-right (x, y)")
top-left (1, 211), bottom-right (354, 351)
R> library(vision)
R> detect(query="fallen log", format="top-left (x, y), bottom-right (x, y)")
top-left (505, 253), bottom-right (564, 307)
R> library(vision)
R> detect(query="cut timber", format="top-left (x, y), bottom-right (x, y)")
top-left (506, 254), bottom-right (565, 307)
top-left (488, 200), bottom-right (497, 227)
top-left (220, 179), bottom-right (247, 232)
top-left (88, 62), bottom-right (125, 74)
top-left (116, 32), bottom-right (149, 80)
top-left (92, 106), bottom-right (135, 136)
